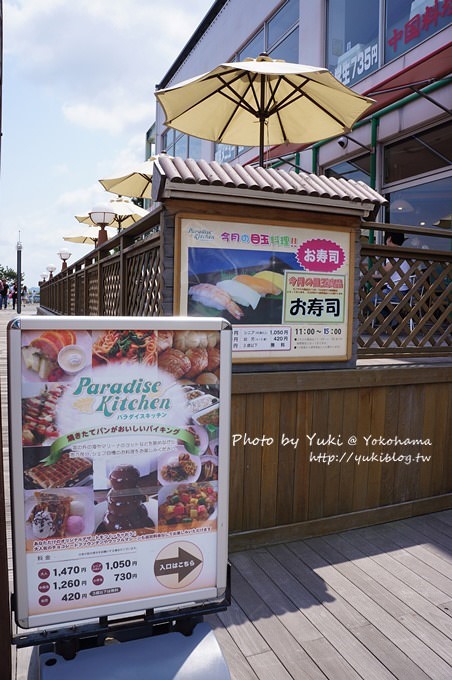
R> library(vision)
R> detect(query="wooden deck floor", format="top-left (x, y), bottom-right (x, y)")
top-left (2, 307), bottom-right (452, 679)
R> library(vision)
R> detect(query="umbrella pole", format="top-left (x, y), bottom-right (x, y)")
top-left (259, 76), bottom-right (266, 167)
top-left (259, 120), bottom-right (265, 167)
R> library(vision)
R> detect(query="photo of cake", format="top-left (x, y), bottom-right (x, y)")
top-left (96, 464), bottom-right (155, 533)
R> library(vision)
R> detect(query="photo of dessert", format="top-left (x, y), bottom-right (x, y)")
top-left (95, 464), bottom-right (156, 533)
top-left (24, 448), bottom-right (92, 489)
top-left (25, 487), bottom-right (94, 542)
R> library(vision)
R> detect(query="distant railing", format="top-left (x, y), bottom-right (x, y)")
top-left (40, 214), bottom-right (451, 358)
top-left (40, 211), bottom-right (163, 317)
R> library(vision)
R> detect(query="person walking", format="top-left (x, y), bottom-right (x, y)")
top-left (12, 283), bottom-right (18, 310)
top-left (0, 280), bottom-right (8, 309)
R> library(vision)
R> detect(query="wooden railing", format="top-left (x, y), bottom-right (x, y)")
top-left (41, 211), bottom-right (163, 317)
top-left (359, 223), bottom-right (451, 357)
top-left (40, 214), bottom-right (451, 358)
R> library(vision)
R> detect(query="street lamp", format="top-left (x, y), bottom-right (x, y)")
top-left (46, 264), bottom-right (56, 280)
top-left (88, 204), bottom-right (116, 246)
top-left (57, 248), bottom-right (71, 271)
top-left (16, 235), bottom-right (23, 314)
top-left (40, 273), bottom-right (47, 284)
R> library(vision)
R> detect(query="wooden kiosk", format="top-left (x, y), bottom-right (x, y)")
top-left (150, 156), bottom-right (451, 550)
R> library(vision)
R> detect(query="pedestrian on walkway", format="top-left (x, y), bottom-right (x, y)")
top-left (0, 280), bottom-right (8, 309)
top-left (12, 284), bottom-right (18, 310)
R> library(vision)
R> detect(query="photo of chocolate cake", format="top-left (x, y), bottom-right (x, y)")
top-left (97, 464), bottom-right (155, 533)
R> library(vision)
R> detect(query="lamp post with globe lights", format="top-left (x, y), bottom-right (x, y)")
top-left (88, 204), bottom-right (116, 246)
top-left (57, 248), bottom-right (71, 271)
top-left (46, 264), bottom-right (56, 280)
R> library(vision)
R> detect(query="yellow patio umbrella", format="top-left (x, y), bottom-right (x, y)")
top-left (63, 232), bottom-right (113, 246)
top-left (75, 197), bottom-right (149, 232)
top-left (99, 158), bottom-right (156, 199)
top-left (155, 53), bottom-right (374, 166)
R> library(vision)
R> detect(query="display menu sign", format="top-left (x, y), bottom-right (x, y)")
top-left (178, 217), bottom-right (353, 362)
top-left (8, 317), bottom-right (231, 629)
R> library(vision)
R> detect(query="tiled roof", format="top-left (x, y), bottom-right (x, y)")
top-left (152, 155), bottom-right (386, 217)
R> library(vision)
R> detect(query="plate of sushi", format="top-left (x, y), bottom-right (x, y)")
top-left (188, 270), bottom-right (284, 323)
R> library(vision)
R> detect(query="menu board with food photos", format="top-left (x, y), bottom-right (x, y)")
top-left (8, 317), bottom-right (231, 629)
top-left (178, 216), bottom-right (353, 362)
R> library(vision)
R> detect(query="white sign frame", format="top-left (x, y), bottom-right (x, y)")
top-left (8, 316), bottom-right (231, 629)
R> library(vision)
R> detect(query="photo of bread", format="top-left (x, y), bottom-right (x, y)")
top-left (156, 330), bottom-right (221, 384)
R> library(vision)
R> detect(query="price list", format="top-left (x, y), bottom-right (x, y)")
top-left (30, 553), bottom-right (143, 613)
top-left (232, 326), bottom-right (291, 352)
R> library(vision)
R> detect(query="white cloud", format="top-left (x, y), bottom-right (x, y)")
top-left (4, 0), bottom-right (212, 135)
top-left (1, 0), bottom-right (213, 285)
top-left (62, 98), bottom-right (152, 136)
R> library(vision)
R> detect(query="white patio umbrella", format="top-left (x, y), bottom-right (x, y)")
top-left (75, 197), bottom-right (149, 232)
top-left (155, 53), bottom-right (374, 165)
top-left (99, 158), bottom-right (156, 199)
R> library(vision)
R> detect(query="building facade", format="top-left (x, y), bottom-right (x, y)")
top-left (154, 0), bottom-right (451, 246)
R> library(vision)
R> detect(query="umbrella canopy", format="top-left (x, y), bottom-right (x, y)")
top-left (63, 232), bottom-right (110, 246)
top-left (155, 54), bottom-right (374, 165)
top-left (99, 159), bottom-right (156, 199)
top-left (76, 197), bottom-right (149, 231)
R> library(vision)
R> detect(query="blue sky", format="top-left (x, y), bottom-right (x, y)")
top-left (0, 0), bottom-right (213, 286)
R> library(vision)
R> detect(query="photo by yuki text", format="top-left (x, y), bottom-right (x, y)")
top-left (231, 432), bottom-right (433, 466)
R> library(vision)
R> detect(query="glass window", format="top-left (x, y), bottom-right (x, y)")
top-left (236, 0), bottom-right (300, 62)
top-left (327, 0), bottom-right (379, 86)
top-left (269, 27), bottom-right (299, 62)
top-left (174, 134), bottom-right (188, 157)
top-left (238, 29), bottom-right (264, 61)
top-left (385, 0), bottom-right (451, 62)
top-left (384, 121), bottom-right (452, 184)
top-left (267, 0), bottom-right (299, 50)
top-left (188, 136), bottom-right (203, 159)
top-left (162, 129), bottom-right (175, 155)
top-left (214, 143), bottom-right (249, 163)
top-left (325, 155), bottom-right (371, 183)
top-left (384, 177), bottom-right (452, 250)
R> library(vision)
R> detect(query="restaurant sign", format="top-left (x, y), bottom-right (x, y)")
top-left (8, 317), bottom-right (231, 629)
top-left (178, 217), bottom-right (353, 362)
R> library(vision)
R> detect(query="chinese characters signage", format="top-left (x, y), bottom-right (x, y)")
top-left (179, 218), bottom-right (353, 361)
top-left (386, 0), bottom-right (451, 60)
top-left (335, 42), bottom-right (379, 87)
top-left (9, 318), bottom-right (230, 628)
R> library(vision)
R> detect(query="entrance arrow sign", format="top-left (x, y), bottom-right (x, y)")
top-left (154, 547), bottom-right (203, 583)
